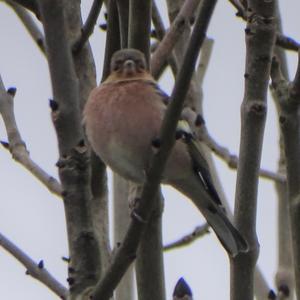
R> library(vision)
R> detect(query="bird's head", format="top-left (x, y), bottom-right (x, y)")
top-left (109, 49), bottom-right (148, 80)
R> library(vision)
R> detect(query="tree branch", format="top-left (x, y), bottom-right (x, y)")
top-left (271, 52), bottom-right (300, 299)
top-left (151, 0), bottom-right (178, 78)
top-left (230, 1), bottom-right (276, 299)
top-left (38, 0), bottom-right (101, 297)
top-left (202, 127), bottom-right (286, 183)
top-left (150, 0), bottom-right (199, 78)
top-left (5, 0), bottom-right (45, 54)
top-left (0, 231), bottom-right (68, 299)
top-left (272, 3), bottom-right (295, 297)
top-left (164, 223), bottom-right (210, 252)
top-left (128, 0), bottom-right (151, 64)
top-left (92, 1), bottom-right (218, 298)
top-left (72, 0), bottom-right (104, 54)
top-left (228, 0), bottom-right (299, 53)
top-left (9, 0), bottom-right (39, 17)
top-left (0, 77), bottom-right (62, 196)
top-left (115, 0), bottom-right (129, 48)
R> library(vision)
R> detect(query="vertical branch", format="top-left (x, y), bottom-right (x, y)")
top-left (66, 0), bottom-right (109, 280)
top-left (38, 0), bottom-right (101, 297)
top-left (230, 1), bottom-right (276, 300)
top-left (113, 177), bottom-right (135, 300)
top-left (115, 0), bottom-right (129, 48)
top-left (128, 0), bottom-right (151, 64)
top-left (135, 191), bottom-right (166, 300)
top-left (128, 1), bottom-right (165, 299)
top-left (271, 51), bottom-right (300, 299)
top-left (272, 2), bottom-right (294, 297)
top-left (102, 0), bottom-right (121, 80)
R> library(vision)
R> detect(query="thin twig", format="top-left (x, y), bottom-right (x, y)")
top-left (0, 76), bottom-right (62, 196)
top-left (5, 0), bottom-right (46, 54)
top-left (164, 223), bottom-right (210, 251)
top-left (0, 231), bottom-right (68, 299)
top-left (72, 0), bottom-right (104, 54)
top-left (202, 129), bottom-right (286, 183)
top-left (92, 1), bottom-right (218, 298)
top-left (182, 106), bottom-right (286, 183)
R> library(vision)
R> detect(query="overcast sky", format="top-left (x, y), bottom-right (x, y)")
top-left (1, 1), bottom-right (300, 299)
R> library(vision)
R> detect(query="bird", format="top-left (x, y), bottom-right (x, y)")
top-left (83, 48), bottom-right (248, 257)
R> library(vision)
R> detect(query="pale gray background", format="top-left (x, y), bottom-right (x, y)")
top-left (0, 1), bottom-right (299, 299)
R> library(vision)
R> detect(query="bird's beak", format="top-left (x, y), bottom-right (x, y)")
top-left (123, 59), bottom-right (136, 75)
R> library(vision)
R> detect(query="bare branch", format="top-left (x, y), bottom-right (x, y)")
top-left (228, 0), bottom-right (299, 53)
top-left (116, 0), bottom-right (129, 48)
top-left (203, 129), bottom-right (286, 183)
top-left (196, 38), bottom-right (214, 86)
top-left (151, 0), bottom-right (178, 78)
top-left (8, 0), bottom-right (39, 17)
top-left (150, 0), bottom-right (199, 78)
top-left (5, 0), bottom-right (45, 54)
top-left (164, 223), bottom-right (210, 252)
top-left (72, 0), bottom-right (104, 54)
top-left (230, 1), bottom-right (276, 299)
top-left (128, 0), bottom-right (151, 64)
top-left (92, 1), bottom-right (217, 298)
top-left (228, 0), bottom-right (246, 18)
top-left (38, 0), bottom-right (101, 296)
top-left (0, 231), bottom-right (68, 299)
top-left (271, 50), bottom-right (300, 300)
top-left (276, 34), bottom-right (300, 52)
top-left (0, 77), bottom-right (62, 196)
top-left (101, 0), bottom-right (120, 81)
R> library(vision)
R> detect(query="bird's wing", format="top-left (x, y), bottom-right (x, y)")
top-left (146, 80), bottom-right (170, 106)
top-left (147, 82), bottom-right (222, 206)
top-left (177, 120), bottom-right (223, 207)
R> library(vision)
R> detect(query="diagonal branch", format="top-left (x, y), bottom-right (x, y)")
top-left (0, 76), bottom-right (62, 196)
top-left (164, 223), bottom-right (210, 252)
top-left (5, 0), bottom-right (46, 54)
top-left (202, 128), bottom-right (286, 183)
top-left (72, 0), bottom-right (104, 54)
top-left (8, 0), bottom-right (39, 17)
top-left (92, 0), bottom-right (218, 299)
top-left (150, 0), bottom-right (199, 78)
top-left (0, 231), bottom-right (68, 299)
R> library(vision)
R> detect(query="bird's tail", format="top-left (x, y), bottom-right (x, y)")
top-left (172, 177), bottom-right (248, 257)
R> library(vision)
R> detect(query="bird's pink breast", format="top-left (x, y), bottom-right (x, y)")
top-left (84, 81), bottom-right (164, 182)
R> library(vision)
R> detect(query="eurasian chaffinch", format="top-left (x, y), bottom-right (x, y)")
top-left (83, 48), bottom-right (247, 256)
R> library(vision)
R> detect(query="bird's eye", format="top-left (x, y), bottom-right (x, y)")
top-left (113, 64), bottom-right (120, 71)
top-left (113, 60), bottom-right (123, 71)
